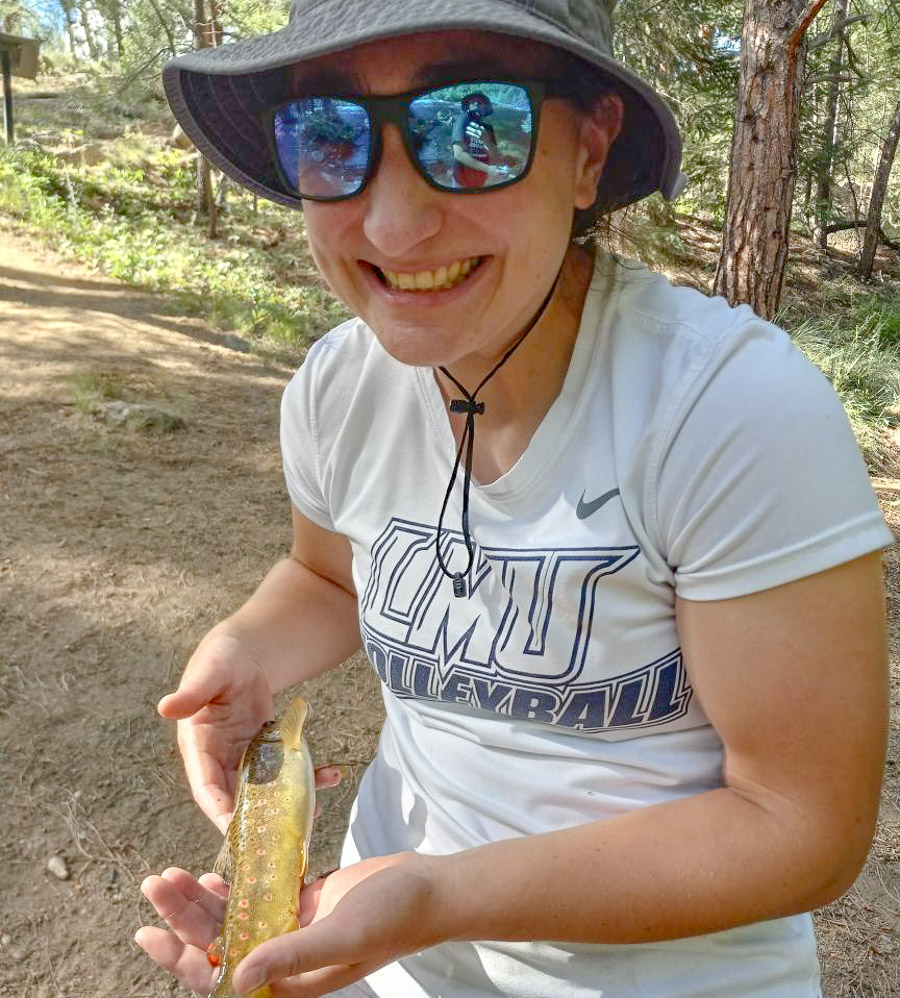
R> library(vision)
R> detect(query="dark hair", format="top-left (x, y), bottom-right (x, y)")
top-left (545, 52), bottom-right (625, 238)
top-left (461, 92), bottom-right (493, 114)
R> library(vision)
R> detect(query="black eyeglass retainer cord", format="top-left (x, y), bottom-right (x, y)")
top-left (434, 272), bottom-right (562, 597)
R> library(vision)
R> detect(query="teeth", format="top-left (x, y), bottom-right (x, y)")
top-left (382, 257), bottom-right (480, 292)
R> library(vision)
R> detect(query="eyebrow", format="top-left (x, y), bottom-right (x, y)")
top-left (290, 58), bottom-right (527, 97)
top-left (411, 58), bottom-right (522, 86)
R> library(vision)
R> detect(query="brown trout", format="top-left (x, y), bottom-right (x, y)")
top-left (207, 698), bottom-right (316, 998)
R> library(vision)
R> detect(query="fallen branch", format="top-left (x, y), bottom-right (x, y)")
top-left (825, 219), bottom-right (900, 251)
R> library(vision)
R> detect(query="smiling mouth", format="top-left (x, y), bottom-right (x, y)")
top-left (372, 257), bottom-right (484, 292)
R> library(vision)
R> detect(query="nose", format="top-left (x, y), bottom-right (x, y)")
top-left (362, 125), bottom-right (443, 258)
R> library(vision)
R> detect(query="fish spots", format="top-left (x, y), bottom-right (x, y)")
top-left (263, 893), bottom-right (273, 901)
top-left (258, 921), bottom-right (268, 929)
top-left (257, 848), bottom-right (266, 856)
top-left (247, 876), bottom-right (257, 884)
top-left (240, 932), bottom-right (250, 941)
top-left (239, 911), bottom-right (249, 921)
top-left (238, 898), bottom-right (249, 908)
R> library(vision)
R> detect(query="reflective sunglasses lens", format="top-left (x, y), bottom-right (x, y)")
top-left (409, 82), bottom-right (534, 191)
top-left (272, 98), bottom-right (370, 198)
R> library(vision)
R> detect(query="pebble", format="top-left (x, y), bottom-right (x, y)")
top-left (0, 934), bottom-right (10, 946)
top-left (47, 855), bottom-right (70, 880)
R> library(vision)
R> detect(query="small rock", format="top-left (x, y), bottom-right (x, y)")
top-left (92, 400), bottom-right (185, 435)
top-left (0, 934), bottom-right (11, 946)
top-left (223, 334), bottom-right (251, 353)
top-left (47, 855), bottom-right (70, 880)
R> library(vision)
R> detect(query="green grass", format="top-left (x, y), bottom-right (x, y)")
top-left (67, 368), bottom-right (129, 414)
top-left (789, 299), bottom-right (900, 466)
top-left (0, 140), bottom-right (349, 362)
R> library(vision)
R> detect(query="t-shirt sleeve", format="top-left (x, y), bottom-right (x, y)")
top-left (653, 319), bottom-right (894, 600)
top-left (279, 346), bottom-right (335, 532)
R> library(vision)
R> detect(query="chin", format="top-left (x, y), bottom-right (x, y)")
top-left (367, 321), bottom-right (469, 370)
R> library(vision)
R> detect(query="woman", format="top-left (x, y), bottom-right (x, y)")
top-left (136, 2), bottom-right (893, 996)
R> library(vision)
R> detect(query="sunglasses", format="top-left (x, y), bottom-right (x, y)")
top-left (263, 79), bottom-right (570, 202)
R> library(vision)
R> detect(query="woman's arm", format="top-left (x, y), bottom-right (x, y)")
top-left (223, 552), bottom-right (888, 996)
top-left (432, 551), bottom-right (888, 943)
top-left (157, 506), bottom-right (359, 829)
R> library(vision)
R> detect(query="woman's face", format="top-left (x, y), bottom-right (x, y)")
top-left (296, 31), bottom-right (622, 374)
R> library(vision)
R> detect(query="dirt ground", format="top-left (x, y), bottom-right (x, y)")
top-left (0, 222), bottom-right (898, 997)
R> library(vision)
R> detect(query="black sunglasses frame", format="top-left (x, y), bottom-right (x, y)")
top-left (261, 78), bottom-right (563, 203)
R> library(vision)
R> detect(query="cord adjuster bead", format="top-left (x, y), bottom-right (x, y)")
top-left (449, 399), bottom-right (485, 415)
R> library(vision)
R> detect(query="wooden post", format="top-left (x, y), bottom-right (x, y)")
top-left (2, 48), bottom-right (12, 145)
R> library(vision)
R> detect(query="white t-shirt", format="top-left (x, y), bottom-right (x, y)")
top-left (280, 255), bottom-right (893, 998)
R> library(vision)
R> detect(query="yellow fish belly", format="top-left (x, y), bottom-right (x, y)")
top-left (208, 698), bottom-right (315, 998)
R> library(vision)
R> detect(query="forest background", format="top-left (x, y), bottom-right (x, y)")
top-left (3, 0), bottom-right (900, 465)
top-left (0, 1), bottom-right (899, 996)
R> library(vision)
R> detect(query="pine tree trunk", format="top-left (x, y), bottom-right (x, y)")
top-left (814, 0), bottom-right (848, 251)
top-left (111, 0), bottom-right (124, 62)
top-left (858, 97), bottom-right (900, 281)
top-left (146, 0), bottom-right (177, 55)
top-left (714, 0), bottom-right (829, 320)
top-left (58, 0), bottom-right (79, 56)
top-left (79, 1), bottom-right (101, 62)
top-left (210, 0), bottom-right (224, 46)
top-left (193, 0), bottom-right (219, 237)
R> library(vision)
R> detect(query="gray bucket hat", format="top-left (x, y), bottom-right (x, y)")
top-left (163, 0), bottom-right (686, 216)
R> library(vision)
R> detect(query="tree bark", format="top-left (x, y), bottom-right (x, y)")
top-left (714, 0), bottom-right (829, 320)
top-left (58, 0), bottom-right (80, 56)
top-left (858, 97), bottom-right (900, 280)
top-left (79, 0), bottom-right (102, 62)
top-left (146, 0), bottom-right (177, 56)
top-left (193, 0), bottom-right (219, 237)
top-left (814, 0), bottom-right (848, 251)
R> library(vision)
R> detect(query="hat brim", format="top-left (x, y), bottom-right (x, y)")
top-left (162, 0), bottom-right (684, 216)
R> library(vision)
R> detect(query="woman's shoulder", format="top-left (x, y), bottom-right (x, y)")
top-left (599, 255), bottom-right (812, 394)
top-left (603, 255), bottom-right (760, 345)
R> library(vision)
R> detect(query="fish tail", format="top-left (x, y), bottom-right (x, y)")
top-left (279, 698), bottom-right (310, 750)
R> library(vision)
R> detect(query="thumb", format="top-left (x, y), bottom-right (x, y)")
top-left (232, 916), bottom-right (360, 993)
top-left (157, 670), bottom-right (227, 720)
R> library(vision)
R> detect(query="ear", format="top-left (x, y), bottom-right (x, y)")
top-left (573, 94), bottom-right (624, 210)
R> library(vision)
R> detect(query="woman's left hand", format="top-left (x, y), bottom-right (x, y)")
top-left (136, 852), bottom-right (446, 998)
top-left (232, 851), bottom-right (444, 997)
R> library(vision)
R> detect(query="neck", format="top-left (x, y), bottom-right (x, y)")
top-left (436, 243), bottom-right (593, 428)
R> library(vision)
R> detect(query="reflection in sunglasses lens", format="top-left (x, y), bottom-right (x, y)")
top-left (272, 83), bottom-right (534, 198)
top-left (411, 83), bottom-right (533, 191)
top-left (274, 97), bottom-right (370, 198)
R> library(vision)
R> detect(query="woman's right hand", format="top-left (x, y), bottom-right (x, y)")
top-left (158, 631), bottom-right (275, 833)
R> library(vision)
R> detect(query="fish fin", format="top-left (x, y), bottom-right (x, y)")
top-left (206, 936), bottom-right (224, 968)
top-left (213, 833), bottom-right (233, 885)
top-left (279, 697), bottom-right (310, 750)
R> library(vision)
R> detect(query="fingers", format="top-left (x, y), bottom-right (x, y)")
top-left (158, 670), bottom-right (226, 720)
top-left (136, 868), bottom-right (228, 994)
top-left (133, 925), bottom-right (219, 995)
top-left (314, 766), bottom-right (345, 790)
top-left (140, 868), bottom-right (226, 949)
top-left (232, 918), bottom-right (366, 996)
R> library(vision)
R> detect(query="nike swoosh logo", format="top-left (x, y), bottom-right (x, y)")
top-left (576, 487), bottom-right (621, 520)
